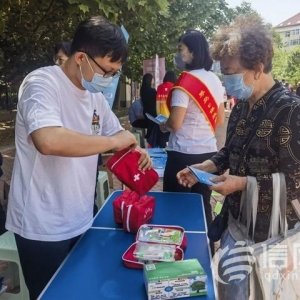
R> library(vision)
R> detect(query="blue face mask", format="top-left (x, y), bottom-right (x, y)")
top-left (80, 56), bottom-right (112, 93)
top-left (223, 72), bottom-right (256, 100)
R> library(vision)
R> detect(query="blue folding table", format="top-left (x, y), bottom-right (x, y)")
top-left (39, 191), bottom-right (216, 300)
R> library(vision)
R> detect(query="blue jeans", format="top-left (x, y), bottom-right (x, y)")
top-left (216, 229), bottom-right (250, 300)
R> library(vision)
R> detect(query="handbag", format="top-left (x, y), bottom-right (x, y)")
top-left (250, 173), bottom-right (300, 299)
top-left (214, 174), bottom-right (300, 300)
top-left (107, 147), bottom-right (159, 195)
top-left (207, 199), bottom-right (228, 242)
top-left (207, 89), bottom-right (288, 242)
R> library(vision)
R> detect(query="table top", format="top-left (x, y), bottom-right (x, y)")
top-left (40, 229), bottom-right (215, 300)
top-left (93, 191), bottom-right (207, 232)
top-left (39, 191), bottom-right (216, 300)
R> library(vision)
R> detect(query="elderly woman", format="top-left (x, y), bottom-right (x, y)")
top-left (177, 15), bottom-right (300, 298)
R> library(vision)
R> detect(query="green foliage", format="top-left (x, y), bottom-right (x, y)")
top-left (0, 0), bottom-right (260, 91)
top-left (191, 280), bottom-right (205, 292)
top-left (68, 0), bottom-right (169, 21)
top-left (0, 0), bottom-right (84, 88)
top-left (284, 46), bottom-right (300, 86)
top-left (122, 0), bottom-right (232, 82)
top-left (231, 1), bottom-right (258, 16)
top-left (272, 48), bottom-right (288, 81)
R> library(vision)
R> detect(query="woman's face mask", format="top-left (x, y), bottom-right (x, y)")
top-left (80, 55), bottom-right (112, 93)
top-left (173, 53), bottom-right (187, 71)
top-left (223, 72), bottom-right (256, 100)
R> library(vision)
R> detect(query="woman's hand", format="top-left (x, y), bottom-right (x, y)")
top-left (176, 160), bottom-right (218, 188)
top-left (137, 147), bottom-right (153, 171)
top-left (176, 167), bottom-right (198, 188)
top-left (159, 122), bottom-right (169, 133)
top-left (210, 174), bottom-right (247, 196)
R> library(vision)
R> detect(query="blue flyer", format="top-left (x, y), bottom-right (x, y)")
top-left (187, 166), bottom-right (220, 186)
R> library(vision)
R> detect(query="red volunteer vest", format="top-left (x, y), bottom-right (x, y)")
top-left (167, 71), bottom-right (218, 132)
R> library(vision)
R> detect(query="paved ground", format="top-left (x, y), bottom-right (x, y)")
top-left (0, 111), bottom-right (230, 233)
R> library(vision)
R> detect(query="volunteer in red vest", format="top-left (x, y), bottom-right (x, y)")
top-left (159, 29), bottom-right (225, 252)
top-left (156, 70), bottom-right (177, 117)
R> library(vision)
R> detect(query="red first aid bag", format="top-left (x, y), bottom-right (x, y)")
top-left (122, 195), bottom-right (155, 233)
top-left (112, 190), bottom-right (140, 224)
top-left (122, 224), bottom-right (187, 269)
top-left (107, 148), bottom-right (159, 195)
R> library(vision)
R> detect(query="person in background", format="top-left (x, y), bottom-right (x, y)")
top-left (6, 16), bottom-right (152, 299)
top-left (0, 153), bottom-right (2, 178)
top-left (222, 83), bottom-right (228, 110)
top-left (140, 73), bottom-right (157, 146)
top-left (227, 94), bottom-right (237, 111)
top-left (129, 98), bottom-right (147, 129)
top-left (296, 81), bottom-right (300, 97)
top-left (159, 29), bottom-right (225, 253)
top-left (156, 71), bottom-right (177, 117)
top-left (176, 15), bottom-right (300, 299)
top-left (53, 41), bottom-right (71, 66)
top-left (147, 70), bottom-right (177, 148)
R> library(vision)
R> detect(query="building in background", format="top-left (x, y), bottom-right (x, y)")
top-left (274, 12), bottom-right (300, 51)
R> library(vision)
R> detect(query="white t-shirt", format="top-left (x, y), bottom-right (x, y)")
top-left (6, 66), bottom-right (123, 241)
top-left (167, 69), bottom-right (224, 154)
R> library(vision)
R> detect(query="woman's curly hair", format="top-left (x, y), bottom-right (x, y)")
top-left (210, 14), bottom-right (274, 73)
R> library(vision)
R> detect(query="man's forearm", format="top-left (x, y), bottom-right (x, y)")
top-left (31, 127), bottom-right (118, 157)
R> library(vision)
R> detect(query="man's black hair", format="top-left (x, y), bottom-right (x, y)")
top-left (54, 41), bottom-right (72, 57)
top-left (70, 16), bottom-right (127, 63)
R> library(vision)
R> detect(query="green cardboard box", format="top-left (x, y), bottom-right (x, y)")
top-left (143, 259), bottom-right (207, 299)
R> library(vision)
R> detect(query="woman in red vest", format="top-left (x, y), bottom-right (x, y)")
top-left (147, 71), bottom-right (177, 148)
top-left (159, 30), bottom-right (225, 253)
top-left (156, 71), bottom-right (177, 117)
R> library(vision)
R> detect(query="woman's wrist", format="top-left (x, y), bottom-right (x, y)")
top-left (162, 122), bottom-right (169, 132)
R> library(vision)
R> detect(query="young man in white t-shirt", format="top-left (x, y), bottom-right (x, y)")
top-left (6, 16), bottom-right (152, 299)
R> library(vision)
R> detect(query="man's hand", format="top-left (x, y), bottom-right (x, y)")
top-left (111, 130), bottom-right (138, 151)
top-left (137, 147), bottom-right (153, 171)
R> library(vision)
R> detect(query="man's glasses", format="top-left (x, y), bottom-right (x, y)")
top-left (78, 50), bottom-right (122, 78)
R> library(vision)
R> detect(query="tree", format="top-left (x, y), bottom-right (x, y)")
top-left (191, 280), bottom-right (206, 293)
top-left (0, 0), bottom-right (170, 89)
top-left (272, 48), bottom-right (288, 81)
top-left (0, 0), bottom-right (84, 89)
top-left (1, 0), bottom-right (255, 94)
top-left (121, 0), bottom-right (232, 82)
top-left (232, 1), bottom-right (258, 16)
top-left (284, 46), bottom-right (300, 86)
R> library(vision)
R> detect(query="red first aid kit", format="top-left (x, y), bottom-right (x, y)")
top-left (122, 195), bottom-right (155, 233)
top-left (107, 148), bottom-right (159, 195)
top-left (113, 190), bottom-right (140, 224)
top-left (122, 224), bottom-right (187, 269)
top-left (113, 191), bottom-right (155, 233)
